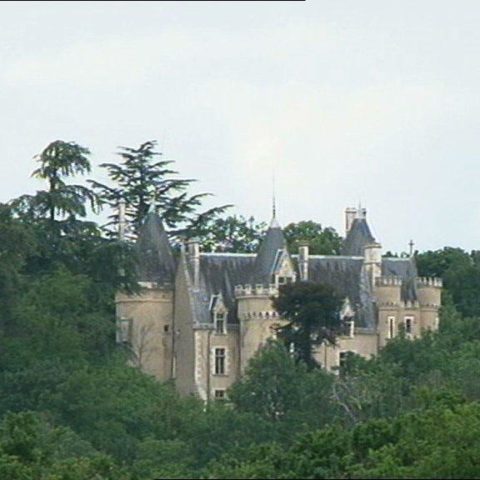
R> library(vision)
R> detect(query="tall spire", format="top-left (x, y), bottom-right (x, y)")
top-left (272, 171), bottom-right (276, 219)
top-left (136, 211), bottom-right (176, 284)
top-left (269, 171), bottom-right (280, 228)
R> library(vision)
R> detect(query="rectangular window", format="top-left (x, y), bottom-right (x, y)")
top-left (345, 320), bottom-right (355, 338)
top-left (118, 318), bottom-right (132, 344)
top-left (215, 313), bottom-right (225, 334)
top-left (388, 316), bottom-right (396, 339)
top-left (405, 317), bottom-right (414, 335)
top-left (215, 348), bottom-right (226, 375)
top-left (214, 389), bottom-right (226, 401)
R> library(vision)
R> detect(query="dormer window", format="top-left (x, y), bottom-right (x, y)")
top-left (272, 249), bottom-right (296, 288)
top-left (345, 320), bottom-right (355, 338)
top-left (215, 312), bottom-right (226, 335)
top-left (277, 276), bottom-right (293, 285)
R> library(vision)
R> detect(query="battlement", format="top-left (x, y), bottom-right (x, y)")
top-left (404, 300), bottom-right (420, 309)
top-left (242, 310), bottom-right (281, 320)
top-left (377, 300), bottom-right (400, 307)
top-left (375, 276), bottom-right (402, 287)
top-left (416, 277), bottom-right (443, 288)
top-left (138, 281), bottom-right (173, 290)
top-left (235, 284), bottom-right (279, 298)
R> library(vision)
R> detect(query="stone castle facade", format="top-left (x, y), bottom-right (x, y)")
top-left (116, 207), bottom-right (442, 401)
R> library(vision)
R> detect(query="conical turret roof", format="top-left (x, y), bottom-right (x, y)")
top-left (252, 215), bottom-right (287, 284)
top-left (341, 217), bottom-right (375, 256)
top-left (135, 212), bottom-right (176, 284)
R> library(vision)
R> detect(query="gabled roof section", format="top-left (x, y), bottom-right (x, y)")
top-left (306, 256), bottom-right (373, 327)
top-left (341, 218), bottom-right (376, 256)
top-left (252, 217), bottom-right (288, 284)
top-left (190, 253), bottom-right (256, 325)
top-left (135, 212), bottom-right (176, 284)
top-left (382, 257), bottom-right (418, 302)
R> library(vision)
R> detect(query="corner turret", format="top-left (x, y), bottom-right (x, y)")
top-left (115, 212), bottom-right (175, 381)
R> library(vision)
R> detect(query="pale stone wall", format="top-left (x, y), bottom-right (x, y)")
top-left (192, 328), bottom-right (240, 402)
top-left (316, 332), bottom-right (378, 371)
top-left (375, 277), bottom-right (441, 349)
top-left (173, 256), bottom-right (197, 397)
top-left (416, 279), bottom-right (442, 332)
top-left (209, 328), bottom-right (240, 399)
top-left (237, 293), bottom-right (285, 373)
top-left (116, 287), bottom-right (173, 381)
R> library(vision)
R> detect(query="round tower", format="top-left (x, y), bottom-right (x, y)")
top-left (236, 284), bottom-right (283, 373)
top-left (416, 277), bottom-right (442, 332)
top-left (375, 276), bottom-right (402, 305)
top-left (375, 276), bottom-right (402, 348)
top-left (116, 211), bottom-right (176, 382)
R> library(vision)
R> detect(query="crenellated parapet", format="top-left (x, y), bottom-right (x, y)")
top-left (138, 281), bottom-right (173, 290)
top-left (234, 284), bottom-right (279, 298)
top-left (403, 300), bottom-right (420, 309)
top-left (375, 276), bottom-right (403, 287)
top-left (416, 277), bottom-right (443, 288)
top-left (242, 310), bottom-right (281, 320)
top-left (415, 276), bottom-right (442, 308)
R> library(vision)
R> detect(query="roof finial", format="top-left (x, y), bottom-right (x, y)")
top-left (409, 239), bottom-right (415, 257)
top-left (269, 171), bottom-right (280, 228)
top-left (356, 199), bottom-right (366, 219)
top-left (272, 172), bottom-right (276, 219)
top-left (148, 193), bottom-right (157, 214)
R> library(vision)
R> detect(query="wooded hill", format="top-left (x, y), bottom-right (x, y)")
top-left (1, 140), bottom-right (479, 479)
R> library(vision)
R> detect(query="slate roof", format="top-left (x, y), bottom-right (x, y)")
top-left (305, 255), bottom-right (375, 328)
top-left (135, 208), bottom-right (426, 336)
top-left (135, 212), bottom-right (176, 285)
top-left (251, 217), bottom-right (287, 285)
top-left (341, 218), bottom-right (376, 256)
top-left (190, 253), bottom-right (256, 324)
top-left (382, 257), bottom-right (418, 302)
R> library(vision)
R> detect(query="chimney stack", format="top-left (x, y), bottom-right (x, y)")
top-left (364, 242), bottom-right (382, 287)
top-left (298, 243), bottom-right (309, 281)
top-left (187, 238), bottom-right (200, 288)
top-left (345, 207), bottom-right (357, 235)
top-left (118, 199), bottom-right (126, 241)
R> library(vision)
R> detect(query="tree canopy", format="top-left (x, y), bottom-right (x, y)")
top-left (2, 138), bottom-right (480, 478)
top-left (272, 282), bottom-right (343, 369)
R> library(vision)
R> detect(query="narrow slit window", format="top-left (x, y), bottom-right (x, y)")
top-left (405, 317), bottom-right (413, 335)
top-left (388, 316), bottom-right (395, 339)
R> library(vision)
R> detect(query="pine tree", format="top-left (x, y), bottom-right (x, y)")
top-left (89, 140), bottom-right (230, 240)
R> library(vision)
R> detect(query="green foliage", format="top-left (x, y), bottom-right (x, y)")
top-left (283, 221), bottom-right (342, 255)
top-left (5, 138), bottom-right (480, 478)
top-left (0, 412), bottom-right (128, 480)
top-left (417, 247), bottom-right (480, 317)
top-left (198, 215), bottom-right (267, 253)
top-left (229, 341), bottom-right (336, 430)
top-left (0, 204), bottom-right (34, 321)
top-left (272, 282), bottom-right (343, 369)
top-left (12, 140), bottom-right (98, 225)
top-left (90, 140), bottom-right (230, 239)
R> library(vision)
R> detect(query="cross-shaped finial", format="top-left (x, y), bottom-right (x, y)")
top-left (409, 240), bottom-right (414, 257)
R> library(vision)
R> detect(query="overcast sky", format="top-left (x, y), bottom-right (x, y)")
top-left (1, 1), bottom-right (479, 253)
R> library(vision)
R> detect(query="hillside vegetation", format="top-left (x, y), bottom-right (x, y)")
top-left (1, 140), bottom-right (480, 478)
